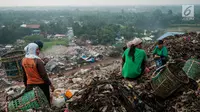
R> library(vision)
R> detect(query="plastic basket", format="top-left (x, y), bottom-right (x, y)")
top-left (8, 87), bottom-right (49, 111)
top-left (182, 59), bottom-right (200, 80)
top-left (0, 51), bottom-right (25, 80)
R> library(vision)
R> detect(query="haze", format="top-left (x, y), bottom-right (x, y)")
top-left (0, 0), bottom-right (200, 7)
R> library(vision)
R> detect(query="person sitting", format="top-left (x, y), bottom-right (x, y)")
top-left (153, 40), bottom-right (168, 68)
top-left (122, 38), bottom-right (148, 79)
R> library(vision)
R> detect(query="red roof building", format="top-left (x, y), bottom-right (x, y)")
top-left (26, 24), bottom-right (40, 29)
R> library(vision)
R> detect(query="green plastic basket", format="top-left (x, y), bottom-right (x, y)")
top-left (182, 59), bottom-right (200, 80)
top-left (8, 87), bottom-right (49, 111)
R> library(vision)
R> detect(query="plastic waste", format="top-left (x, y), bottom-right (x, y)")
top-left (7, 90), bottom-right (15, 95)
top-left (72, 78), bottom-right (82, 83)
top-left (52, 96), bottom-right (65, 108)
top-left (51, 88), bottom-right (78, 108)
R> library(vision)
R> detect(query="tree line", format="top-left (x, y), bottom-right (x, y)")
top-left (0, 7), bottom-right (200, 44)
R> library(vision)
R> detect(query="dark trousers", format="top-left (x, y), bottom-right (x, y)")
top-left (26, 84), bottom-right (50, 104)
top-left (155, 57), bottom-right (167, 68)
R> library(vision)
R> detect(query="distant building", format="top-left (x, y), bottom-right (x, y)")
top-left (20, 24), bottom-right (40, 29)
top-left (115, 36), bottom-right (124, 42)
top-left (144, 30), bottom-right (147, 36)
top-left (16, 39), bottom-right (25, 44)
top-left (20, 24), bottom-right (26, 28)
top-left (54, 34), bottom-right (66, 38)
top-left (150, 35), bottom-right (155, 38)
top-left (32, 30), bottom-right (41, 35)
top-left (142, 37), bottom-right (153, 41)
top-left (67, 27), bottom-right (74, 39)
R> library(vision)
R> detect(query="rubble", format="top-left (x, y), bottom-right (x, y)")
top-left (45, 59), bottom-right (66, 73)
top-left (44, 44), bottom-right (119, 75)
top-left (1, 32), bottom-right (200, 111)
top-left (68, 79), bottom-right (153, 112)
top-left (0, 78), bottom-right (11, 111)
top-left (148, 33), bottom-right (200, 59)
top-left (0, 46), bottom-right (8, 57)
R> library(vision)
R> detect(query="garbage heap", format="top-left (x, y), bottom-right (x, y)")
top-left (67, 62), bottom-right (200, 112)
top-left (68, 79), bottom-right (154, 112)
top-left (44, 45), bottom-right (120, 75)
top-left (147, 32), bottom-right (200, 59)
top-left (50, 60), bottom-right (121, 90)
top-left (165, 33), bottom-right (200, 59)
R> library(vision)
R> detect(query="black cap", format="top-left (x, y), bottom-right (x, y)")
top-left (158, 40), bottom-right (163, 45)
top-left (34, 40), bottom-right (43, 50)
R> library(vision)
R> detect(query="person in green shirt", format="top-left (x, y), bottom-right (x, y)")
top-left (122, 38), bottom-right (148, 79)
top-left (153, 40), bottom-right (168, 68)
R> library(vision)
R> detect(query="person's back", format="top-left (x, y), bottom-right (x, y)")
top-left (22, 43), bottom-right (54, 104)
top-left (22, 58), bottom-right (45, 85)
top-left (122, 46), bottom-right (147, 78)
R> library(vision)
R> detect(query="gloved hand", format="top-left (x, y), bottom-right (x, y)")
top-left (145, 67), bottom-right (150, 73)
top-left (42, 57), bottom-right (50, 64)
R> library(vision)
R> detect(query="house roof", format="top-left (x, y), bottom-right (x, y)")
top-left (142, 37), bottom-right (152, 41)
top-left (55, 34), bottom-right (66, 37)
top-left (32, 30), bottom-right (41, 33)
top-left (26, 24), bottom-right (40, 29)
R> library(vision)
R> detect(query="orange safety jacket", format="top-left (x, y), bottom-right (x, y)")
top-left (22, 58), bottom-right (45, 85)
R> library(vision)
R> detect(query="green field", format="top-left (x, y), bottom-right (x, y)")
top-left (43, 39), bottom-right (68, 50)
top-left (23, 35), bottom-right (68, 50)
top-left (167, 27), bottom-right (200, 32)
top-left (167, 24), bottom-right (200, 32)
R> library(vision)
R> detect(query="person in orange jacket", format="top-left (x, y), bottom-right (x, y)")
top-left (22, 43), bottom-right (55, 104)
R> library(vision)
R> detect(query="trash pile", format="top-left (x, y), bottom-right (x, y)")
top-left (165, 89), bottom-right (200, 112)
top-left (160, 33), bottom-right (200, 59)
top-left (44, 45), bottom-right (119, 74)
top-left (68, 79), bottom-right (153, 112)
top-left (0, 47), bottom-right (7, 57)
top-left (50, 60), bottom-right (121, 90)
top-left (1, 32), bottom-right (200, 112)
top-left (48, 61), bottom-right (121, 111)
top-left (166, 35), bottom-right (200, 59)
top-left (0, 78), bottom-right (11, 111)
top-left (0, 69), bottom-right (6, 78)
top-left (45, 59), bottom-right (66, 75)
top-left (64, 61), bottom-right (199, 112)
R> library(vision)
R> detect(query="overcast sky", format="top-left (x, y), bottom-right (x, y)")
top-left (0, 0), bottom-right (200, 7)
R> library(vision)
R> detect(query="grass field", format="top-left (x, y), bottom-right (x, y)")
top-left (167, 27), bottom-right (200, 32)
top-left (167, 24), bottom-right (200, 32)
top-left (43, 39), bottom-right (68, 50)
top-left (24, 35), bottom-right (68, 50)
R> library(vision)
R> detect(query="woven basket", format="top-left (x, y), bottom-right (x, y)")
top-left (182, 59), bottom-right (200, 80)
top-left (0, 51), bottom-right (25, 80)
top-left (8, 87), bottom-right (49, 111)
top-left (151, 63), bottom-right (189, 99)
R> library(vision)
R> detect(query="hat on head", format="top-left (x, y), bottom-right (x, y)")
top-left (127, 38), bottom-right (142, 48)
top-left (34, 40), bottom-right (43, 50)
